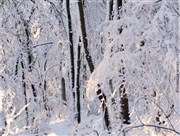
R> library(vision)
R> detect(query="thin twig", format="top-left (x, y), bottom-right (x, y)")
top-left (134, 96), bottom-right (176, 131)
top-left (33, 42), bottom-right (53, 48)
top-left (166, 4), bottom-right (180, 16)
top-left (119, 124), bottom-right (180, 135)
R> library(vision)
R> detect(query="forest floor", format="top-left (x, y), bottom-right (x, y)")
top-left (47, 120), bottom-right (73, 136)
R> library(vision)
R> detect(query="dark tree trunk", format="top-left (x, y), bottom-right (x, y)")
top-left (61, 77), bottom-right (67, 104)
top-left (21, 60), bottom-right (29, 128)
top-left (31, 84), bottom-right (37, 102)
top-left (76, 0), bottom-right (95, 124)
top-left (96, 84), bottom-right (111, 130)
top-left (15, 58), bottom-right (19, 76)
top-left (117, 0), bottom-right (122, 9)
top-left (119, 84), bottom-right (130, 124)
top-left (43, 60), bottom-right (49, 112)
top-left (66, 0), bottom-right (75, 112)
top-left (12, 0), bottom-right (36, 130)
top-left (77, 0), bottom-right (94, 73)
top-left (43, 80), bottom-right (49, 111)
top-left (24, 22), bottom-right (33, 72)
top-left (76, 44), bottom-right (81, 123)
top-left (77, 0), bottom-right (111, 130)
top-left (66, 0), bottom-right (75, 88)
top-left (109, 0), bottom-right (114, 20)
top-left (117, 0), bottom-right (122, 19)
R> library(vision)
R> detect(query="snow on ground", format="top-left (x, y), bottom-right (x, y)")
top-left (47, 120), bottom-right (73, 136)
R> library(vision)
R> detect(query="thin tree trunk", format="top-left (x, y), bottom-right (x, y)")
top-left (11, 0), bottom-right (36, 131)
top-left (66, 0), bottom-right (75, 113)
top-left (77, 0), bottom-right (94, 73)
top-left (15, 58), bottom-right (19, 76)
top-left (77, 0), bottom-right (111, 129)
top-left (31, 84), bottom-right (37, 102)
top-left (21, 60), bottom-right (29, 128)
top-left (43, 59), bottom-right (50, 114)
top-left (109, 79), bottom-right (117, 121)
top-left (96, 84), bottom-right (111, 130)
top-left (76, 44), bottom-right (81, 123)
top-left (66, 0), bottom-right (75, 88)
top-left (22, 1), bottom-right (37, 127)
top-left (24, 21), bottom-right (33, 72)
top-left (24, 23), bottom-right (37, 104)
top-left (61, 77), bottom-right (67, 104)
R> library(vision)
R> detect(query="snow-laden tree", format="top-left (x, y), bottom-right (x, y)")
top-left (0, 0), bottom-right (70, 135)
top-left (86, 0), bottom-right (180, 135)
top-left (0, 0), bottom-right (179, 135)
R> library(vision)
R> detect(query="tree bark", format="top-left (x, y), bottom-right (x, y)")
top-left (61, 77), bottom-right (67, 104)
top-left (77, 0), bottom-right (94, 73)
top-left (66, 0), bottom-right (75, 88)
top-left (117, 0), bottom-right (122, 10)
top-left (43, 59), bottom-right (50, 113)
top-left (21, 60), bottom-right (29, 128)
top-left (66, 0), bottom-right (75, 113)
top-left (109, 0), bottom-right (114, 20)
top-left (119, 84), bottom-right (130, 125)
top-left (77, 0), bottom-right (111, 129)
top-left (117, 0), bottom-right (122, 19)
top-left (76, 44), bottom-right (81, 123)
top-left (96, 84), bottom-right (111, 130)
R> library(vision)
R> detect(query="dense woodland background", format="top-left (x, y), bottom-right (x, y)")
top-left (0, 0), bottom-right (180, 135)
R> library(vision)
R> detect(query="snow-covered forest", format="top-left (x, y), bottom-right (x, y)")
top-left (0, 0), bottom-right (180, 135)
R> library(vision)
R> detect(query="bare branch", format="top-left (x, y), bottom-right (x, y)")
top-left (33, 42), bottom-right (53, 48)
top-left (166, 4), bottom-right (180, 16)
top-left (119, 124), bottom-right (180, 135)
top-left (134, 96), bottom-right (176, 130)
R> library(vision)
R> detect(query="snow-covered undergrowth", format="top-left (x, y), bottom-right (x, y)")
top-left (0, 0), bottom-right (180, 135)
top-left (86, 0), bottom-right (180, 135)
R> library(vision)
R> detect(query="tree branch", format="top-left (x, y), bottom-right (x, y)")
top-left (33, 42), bottom-right (53, 48)
top-left (119, 124), bottom-right (180, 135)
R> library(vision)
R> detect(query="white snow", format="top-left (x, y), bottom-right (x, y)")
top-left (47, 120), bottom-right (73, 136)
top-left (0, 0), bottom-right (180, 135)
